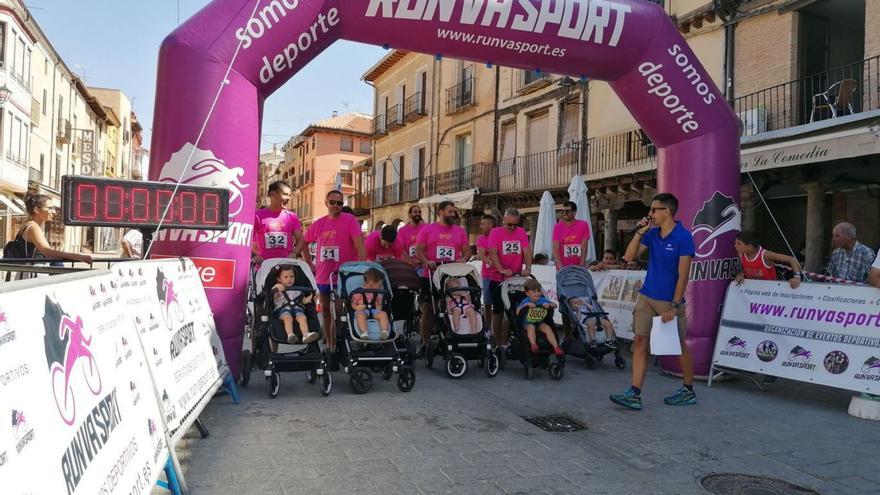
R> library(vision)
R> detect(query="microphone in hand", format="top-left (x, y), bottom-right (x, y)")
top-left (627, 217), bottom-right (652, 234)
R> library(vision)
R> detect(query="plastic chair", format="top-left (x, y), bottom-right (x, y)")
top-left (810, 79), bottom-right (857, 122)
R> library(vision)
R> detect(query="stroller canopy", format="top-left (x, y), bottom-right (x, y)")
top-left (380, 259), bottom-right (422, 290)
top-left (336, 261), bottom-right (392, 298)
top-left (556, 265), bottom-right (604, 311)
top-left (431, 263), bottom-right (482, 289)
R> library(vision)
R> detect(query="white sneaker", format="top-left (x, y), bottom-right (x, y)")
top-left (359, 331), bottom-right (370, 339)
top-left (287, 333), bottom-right (300, 344)
top-left (302, 332), bottom-right (319, 344)
top-left (379, 328), bottom-right (390, 340)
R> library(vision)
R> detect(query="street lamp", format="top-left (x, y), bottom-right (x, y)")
top-left (0, 84), bottom-right (11, 106)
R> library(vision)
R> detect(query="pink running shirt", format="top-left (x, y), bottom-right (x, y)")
top-left (304, 213), bottom-right (362, 284)
top-left (487, 226), bottom-right (529, 281)
top-left (476, 235), bottom-right (499, 281)
top-left (254, 208), bottom-right (302, 259)
top-left (416, 223), bottom-right (468, 264)
top-left (365, 231), bottom-right (403, 262)
top-left (553, 220), bottom-right (591, 267)
top-left (398, 222), bottom-right (426, 259)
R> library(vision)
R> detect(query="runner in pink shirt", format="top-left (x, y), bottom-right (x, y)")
top-left (303, 190), bottom-right (366, 352)
top-left (476, 214), bottom-right (499, 322)
top-left (552, 201), bottom-right (592, 270)
top-left (398, 205), bottom-right (426, 267)
top-left (365, 225), bottom-right (403, 262)
top-left (413, 201), bottom-right (471, 357)
top-left (488, 208), bottom-right (532, 348)
top-left (251, 181), bottom-right (305, 265)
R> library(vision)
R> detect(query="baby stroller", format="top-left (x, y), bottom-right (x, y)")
top-left (251, 258), bottom-right (331, 398)
top-left (557, 266), bottom-right (626, 370)
top-left (380, 259), bottom-right (422, 350)
top-left (333, 261), bottom-right (416, 394)
top-left (501, 276), bottom-right (565, 380)
top-left (425, 263), bottom-right (499, 379)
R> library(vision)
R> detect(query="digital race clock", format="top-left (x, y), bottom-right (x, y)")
top-left (61, 176), bottom-right (230, 230)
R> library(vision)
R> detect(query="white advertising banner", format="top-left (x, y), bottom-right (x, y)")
top-left (0, 271), bottom-right (168, 495)
top-left (713, 280), bottom-right (880, 393)
top-left (591, 269), bottom-right (647, 341)
top-left (115, 259), bottom-right (222, 435)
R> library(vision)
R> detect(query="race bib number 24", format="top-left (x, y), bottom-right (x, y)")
top-left (436, 246), bottom-right (455, 260)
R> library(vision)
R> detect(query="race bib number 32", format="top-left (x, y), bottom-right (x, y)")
top-left (436, 246), bottom-right (455, 260)
top-left (563, 244), bottom-right (581, 257)
top-left (320, 246), bottom-right (340, 262)
top-left (265, 233), bottom-right (288, 250)
top-left (502, 241), bottom-right (521, 255)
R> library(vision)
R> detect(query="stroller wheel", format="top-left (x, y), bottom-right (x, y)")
top-left (350, 369), bottom-right (373, 394)
top-left (485, 351), bottom-right (500, 378)
top-left (306, 369), bottom-right (318, 384)
top-left (446, 354), bottom-right (468, 379)
top-left (425, 341), bottom-right (435, 369)
top-left (524, 364), bottom-right (534, 381)
top-left (397, 367), bottom-right (416, 392)
top-left (614, 355), bottom-right (627, 370)
top-left (266, 372), bottom-right (280, 398)
top-left (549, 363), bottom-right (564, 381)
top-left (240, 350), bottom-right (252, 387)
top-left (320, 371), bottom-right (332, 396)
top-left (382, 365), bottom-right (394, 380)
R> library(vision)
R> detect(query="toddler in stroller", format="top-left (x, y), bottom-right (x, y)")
top-left (446, 277), bottom-right (480, 335)
top-left (516, 279), bottom-right (564, 357)
top-left (272, 266), bottom-right (321, 345)
top-left (569, 297), bottom-right (618, 350)
top-left (351, 268), bottom-right (390, 340)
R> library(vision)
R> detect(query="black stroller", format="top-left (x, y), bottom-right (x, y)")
top-left (425, 263), bottom-right (499, 379)
top-left (251, 259), bottom-right (332, 398)
top-left (379, 259), bottom-right (422, 353)
top-left (501, 276), bottom-right (565, 380)
top-left (332, 261), bottom-right (416, 394)
top-left (557, 266), bottom-right (626, 370)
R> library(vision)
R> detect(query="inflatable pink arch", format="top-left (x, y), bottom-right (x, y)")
top-left (149, 0), bottom-right (741, 379)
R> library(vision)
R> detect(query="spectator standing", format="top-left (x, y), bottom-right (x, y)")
top-left (827, 223), bottom-right (875, 282)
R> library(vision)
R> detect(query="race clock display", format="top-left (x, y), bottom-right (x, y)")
top-left (61, 176), bottom-right (230, 230)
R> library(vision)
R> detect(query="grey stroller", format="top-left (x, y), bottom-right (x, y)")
top-left (556, 266), bottom-right (625, 370)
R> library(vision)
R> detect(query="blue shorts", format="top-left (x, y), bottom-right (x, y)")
top-left (317, 284), bottom-right (333, 295)
top-left (481, 278), bottom-right (491, 306)
top-left (275, 306), bottom-right (305, 319)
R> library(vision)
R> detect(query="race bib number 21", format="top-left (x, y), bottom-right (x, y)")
top-left (320, 246), bottom-right (340, 262)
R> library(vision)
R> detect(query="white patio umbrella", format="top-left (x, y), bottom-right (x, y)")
top-left (534, 191), bottom-right (557, 261)
top-left (567, 176), bottom-right (597, 263)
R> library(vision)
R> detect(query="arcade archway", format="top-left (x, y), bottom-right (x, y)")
top-left (149, 0), bottom-right (740, 378)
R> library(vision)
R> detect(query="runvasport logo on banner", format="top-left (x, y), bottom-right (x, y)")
top-left (854, 356), bottom-right (880, 382)
top-left (720, 336), bottom-right (749, 358)
top-left (11, 409), bottom-right (34, 454)
top-left (0, 311), bottom-right (15, 349)
top-left (782, 345), bottom-right (816, 370)
top-left (158, 143), bottom-right (250, 217)
top-left (43, 296), bottom-right (102, 426)
top-left (156, 269), bottom-right (184, 330)
top-left (690, 191), bottom-right (742, 282)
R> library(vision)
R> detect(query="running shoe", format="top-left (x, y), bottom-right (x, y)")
top-left (302, 332), bottom-right (319, 344)
top-left (603, 340), bottom-right (618, 350)
top-left (609, 388), bottom-right (642, 410)
top-left (663, 387), bottom-right (697, 406)
top-left (553, 346), bottom-right (564, 357)
top-left (287, 333), bottom-right (300, 344)
top-left (379, 328), bottom-right (390, 340)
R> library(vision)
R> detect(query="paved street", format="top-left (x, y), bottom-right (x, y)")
top-left (169, 352), bottom-right (880, 495)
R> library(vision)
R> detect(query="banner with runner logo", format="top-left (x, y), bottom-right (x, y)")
top-left (591, 270), bottom-right (648, 341)
top-left (713, 280), bottom-right (880, 393)
top-left (0, 271), bottom-right (167, 494)
top-left (114, 259), bottom-right (222, 434)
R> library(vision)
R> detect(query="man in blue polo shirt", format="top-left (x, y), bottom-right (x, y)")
top-left (611, 193), bottom-right (696, 410)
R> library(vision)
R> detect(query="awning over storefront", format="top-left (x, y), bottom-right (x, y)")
top-left (0, 192), bottom-right (26, 216)
top-left (418, 188), bottom-right (478, 210)
top-left (740, 124), bottom-right (880, 173)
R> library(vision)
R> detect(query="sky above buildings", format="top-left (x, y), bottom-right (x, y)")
top-left (29, 0), bottom-right (385, 153)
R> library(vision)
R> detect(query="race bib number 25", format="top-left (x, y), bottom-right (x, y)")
top-left (320, 246), bottom-right (340, 262)
top-left (502, 241), bottom-right (521, 255)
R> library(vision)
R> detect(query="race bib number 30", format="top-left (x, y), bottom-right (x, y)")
top-left (265, 233), bottom-right (289, 250)
top-left (502, 241), bottom-right (521, 255)
top-left (563, 244), bottom-right (581, 257)
top-left (408, 246), bottom-right (417, 257)
top-left (436, 246), bottom-right (455, 260)
top-left (320, 246), bottom-right (340, 262)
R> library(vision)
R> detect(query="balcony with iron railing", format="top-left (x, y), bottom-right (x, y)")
top-left (386, 104), bottom-right (403, 131)
top-left (730, 54), bottom-right (880, 137)
top-left (352, 192), bottom-right (372, 213)
top-left (584, 130), bottom-right (656, 180)
top-left (372, 113), bottom-right (387, 136)
top-left (404, 92), bottom-right (427, 122)
top-left (446, 77), bottom-right (475, 114)
top-left (498, 142), bottom-right (583, 192)
top-left (401, 177), bottom-right (421, 202)
top-left (424, 162), bottom-right (498, 196)
top-left (516, 70), bottom-right (552, 93)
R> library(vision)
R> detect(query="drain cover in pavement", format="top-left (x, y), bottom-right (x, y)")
top-left (521, 414), bottom-right (587, 432)
top-left (701, 474), bottom-right (821, 495)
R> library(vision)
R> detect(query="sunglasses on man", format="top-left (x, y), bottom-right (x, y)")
top-left (328, 199), bottom-right (344, 206)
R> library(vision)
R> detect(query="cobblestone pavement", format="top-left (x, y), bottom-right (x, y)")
top-left (167, 351), bottom-right (880, 495)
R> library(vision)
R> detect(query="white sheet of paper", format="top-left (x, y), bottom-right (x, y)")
top-left (650, 316), bottom-right (682, 355)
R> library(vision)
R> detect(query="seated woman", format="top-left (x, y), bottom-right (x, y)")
top-left (6, 194), bottom-right (91, 279)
